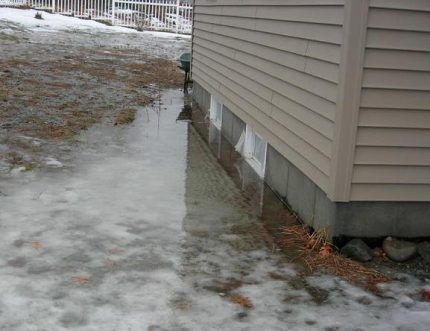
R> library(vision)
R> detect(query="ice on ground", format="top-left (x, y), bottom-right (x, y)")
top-left (44, 157), bottom-right (63, 168)
top-left (10, 166), bottom-right (26, 175)
top-left (0, 8), bottom-right (191, 39)
top-left (0, 90), bottom-right (429, 330)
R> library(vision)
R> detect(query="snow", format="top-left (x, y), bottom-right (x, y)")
top-left (44, 157), bottom-right (63, 168)
top-left (0, 8), bottom-right (191, 38)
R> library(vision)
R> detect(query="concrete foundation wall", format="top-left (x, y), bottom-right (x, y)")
top-left (266, 141), bottom-right (430, 238)
top-left (193, 82), bottom-right (430, 239)
top-left (221, 106), bottom-right (245, 147)
top-left (192, 81), bottom-right (210, 113)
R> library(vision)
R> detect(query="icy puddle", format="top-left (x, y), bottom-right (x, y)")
top-left (0, 90), bottom-right (429, 330)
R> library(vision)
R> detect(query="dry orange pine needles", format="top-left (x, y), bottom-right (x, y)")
top-left (229, 294), bottom-right (253, 309)
top-left (280, 225), bottom-right (391, 291)
top-left (31, 241), bottom-right (43, 250)
top-left (420, 289), bottom-right (430, 302)
top-left (71, 276), bottom-right (90, 285)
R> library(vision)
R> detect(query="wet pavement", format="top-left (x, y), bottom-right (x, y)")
top-left (1, 90), bottom-right (430, 330)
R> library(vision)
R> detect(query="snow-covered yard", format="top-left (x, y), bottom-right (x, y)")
top-left (0, 8), bottom-right (192, 38)
top-left (0, 8), bottom-right (430, 331)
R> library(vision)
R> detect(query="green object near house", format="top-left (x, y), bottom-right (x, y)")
top-left (179, 52), bottom-right (191, 73)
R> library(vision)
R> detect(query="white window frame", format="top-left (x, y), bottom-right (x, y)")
top-left (244, 125), bottom-right (267, 178)
top-left (209, 96), bottom-right (223, 130)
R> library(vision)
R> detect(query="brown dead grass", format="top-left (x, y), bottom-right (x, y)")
top-left (114, 108), bottom-right (137, 125)
top-left (38, 107), bottom-right (106, 139)
top-left (279, 224), bottom-right (391, 293)
top-left (124, 58), bottom-right (183, 88)
top-left (39, 124), bottom-right (74, 139)
top-left (0, 52), bottom-right (181, 142)
top-left (0, 82), bottom-right (8, 102)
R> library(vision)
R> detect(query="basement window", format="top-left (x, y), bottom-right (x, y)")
top-left (209, 96), bottom-right (223, 130)
top-left (244, 125), bottom-right (267, 178)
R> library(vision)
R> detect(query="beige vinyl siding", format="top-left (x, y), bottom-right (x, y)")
top-left (352, 1), bottom-right (430, 201)
top-left (192, 0), bottom-right (344, 192)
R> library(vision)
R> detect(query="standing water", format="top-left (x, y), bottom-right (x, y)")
top-left (0, 90), bottom-right (429, 330)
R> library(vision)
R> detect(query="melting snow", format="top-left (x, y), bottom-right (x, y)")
top-left (0, 91), bottom-right (429, 330)
top-left (0, 8), bottom-right (191, 39)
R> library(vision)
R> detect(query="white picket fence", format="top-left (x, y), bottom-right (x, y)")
top-left (0, 0), bottom-right (27, 6)
top-left (0, 0), bottom-right (193, 34)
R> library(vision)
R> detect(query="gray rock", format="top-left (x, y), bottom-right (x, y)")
top-left (340, 239), bottom-right (373, 262)
top-left (417, 241), bottom-right (430, 264)
top-left (383, 237), bottom-right (417, 262)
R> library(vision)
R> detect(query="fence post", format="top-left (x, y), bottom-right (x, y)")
top-left (51, 0), bottom-right (55, 13)
top-left (111, 0), bottom-right (115, 25)
top-left (175, 0), bottom-right (179, 33)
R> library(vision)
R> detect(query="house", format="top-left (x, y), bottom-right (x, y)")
top-left (190, 0), bottom-right (430, 238)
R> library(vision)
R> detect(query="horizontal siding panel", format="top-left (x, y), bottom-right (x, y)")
top-left (193, 22), bottom-right (341, 63)
top-left (194, 14), bottom-right (255, 32)
top-left (194, 29), bottom-right (306, 70)
top-left (368, 8), bottom-right (430, 32)
top-left (195, 5), bottom-right (344, 25)
top-left (355, 147), bottom-right (430, 166)
top-left (364, 49), bottom-right (430, 71)
top-left (192, 41), bottom-right (336, 121)
top-left (353, 165), bottom-right (430, 184)
top-left (254, 19), bottom-right (342, 44)
top-left (356, 128), bottom-right (430, 148)
top-left (195, 14), bottom-right (256, 30)
top-left (370, 0), bottom-right (430, 12)
top-left (254, 6), bottom-right (343, 25)
top-left (242, 0), bottom-right (344, 6)
top-left (192, 57), bottom-right (333, 159)
top-left (271, 92), bottom-right (334, 139)
top-left (270, 106), bottom-right (333, 156)
top-left (193, 54), bottom-right (273, 114)
top-left (304, 58), bottom-right (339, 83)
top-left (193, 32), bottom-right (339, 83)
top-left (306, 40), bottom-right (341, 64)
top-left (193, 70), bottom-right (328, 190)
top-left (366, 29), bottom-right (430, 51)
top-left (235, 51), bottom-right (338, 101)
top-left (359, 108), bottom-right (430, 129)
top-left (350, 184), bottom-right (430, 201)
top-left (362, 69), bottom-right (430, 91)
top-left (361, 89), bottom-right (430, 110)
top-left (195, 5), bottom-right (253, 17)
top-left (194, 13), bottom-right (343, 44)
top-left (196, 0), bottom-right (344, 5)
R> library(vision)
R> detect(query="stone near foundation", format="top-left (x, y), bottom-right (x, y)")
top-left (340, 239), bottom-right (373, 262)
top-left (417, 241), bottom-right (430, 264)
top-left (383, 237), bottom-right (417, 262)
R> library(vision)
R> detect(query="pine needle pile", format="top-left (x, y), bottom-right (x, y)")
top-left (280, 225), bottom-right (391, 292)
